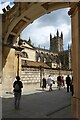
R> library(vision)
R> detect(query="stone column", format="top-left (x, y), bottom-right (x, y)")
top-left (2, 46), bottom-right (16, 95)
top-left (68, 2), bottom-right (80, 118)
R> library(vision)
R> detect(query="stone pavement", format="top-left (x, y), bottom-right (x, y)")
top-left (2, 85), bottom-right (73, 119)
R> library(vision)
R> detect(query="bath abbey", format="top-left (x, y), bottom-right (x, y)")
top-left (13, 29), bottom-right (72, 87)
top-left (15, 30), bottom-right (72, 70)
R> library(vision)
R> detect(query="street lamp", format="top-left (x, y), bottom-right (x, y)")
top-left (43, 46), bottom-right (45, 76)
top-left (14, 46), bottom-right (24, 76)
top-left (39, 65), bottom-right (42, 87)
top-left (17, 47), bottom-right (24, 76)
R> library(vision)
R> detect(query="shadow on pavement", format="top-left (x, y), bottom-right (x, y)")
top-left (2, 88), bottom-right (72, 118)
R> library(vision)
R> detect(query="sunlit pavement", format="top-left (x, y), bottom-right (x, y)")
top-left (2, 85), bottom-right (72, 118)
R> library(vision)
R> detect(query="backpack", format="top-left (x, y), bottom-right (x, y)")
top-left (14, 83), bottom-right (20, 91)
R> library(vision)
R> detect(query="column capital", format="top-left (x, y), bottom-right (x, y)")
top-left (68, 2), bottom-right (80, 17)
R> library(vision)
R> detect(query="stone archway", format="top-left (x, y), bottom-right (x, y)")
top-left (2, 2), bottom-right (75, 43)
top-left (2, 2), bottom-right (80, 118)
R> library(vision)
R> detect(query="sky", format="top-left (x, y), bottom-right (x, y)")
top-left (0, 1), bottom-right (71, 50)
top-left (21, 8), bottom-right (71, 50)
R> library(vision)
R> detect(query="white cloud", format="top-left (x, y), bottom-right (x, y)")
top-left (21, 25), bottom-right (56, 49)
top-left (0, 3), bottom-right (71, 50)
top-left (21, 8), bottom-right (71, 50)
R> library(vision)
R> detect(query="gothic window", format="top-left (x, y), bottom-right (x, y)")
top-left (44, 57), bottom-right (46, 63)
top-left (21, 52), bottom-right (28, 58)
top-left (46, 56), bottom-right (50, 62)
top-left (38, 57), bottom-right (41, 62)
top-left (56, 55), bottom-right (59, 64)
top-left (36, 51), bottom-right (38, 62)
top-left (51, 54), bottom-right (53, 56)
top-left (50, 54), bottom-right (53, 61)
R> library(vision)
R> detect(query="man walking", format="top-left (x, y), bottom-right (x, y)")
top-left (42, 77), bottom-right (46, 90)
top-left (47, 75), bottom-right (53, 91)
top-left (13, 76), bottom-right (23, 109)
top-left (57, 75), bottom-right (62, 90)
top-left (66, 75), bottom-right (71, 92)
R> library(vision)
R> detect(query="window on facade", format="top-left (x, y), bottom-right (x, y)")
top-left (38, 57), bottom-right (41, 62)
top-left (44, 58), bottom-right (46, 63)
top-left (21, 52), bottom-right (28, 58)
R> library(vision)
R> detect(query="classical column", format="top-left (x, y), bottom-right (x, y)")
top-left (68, 2), bottom-right (80, 118)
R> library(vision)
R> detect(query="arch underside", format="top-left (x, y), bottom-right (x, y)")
top-left (2, 2), bottom-right (76, 44)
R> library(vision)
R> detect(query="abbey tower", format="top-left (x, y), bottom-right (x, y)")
top-left (50, 30), bottom-right (64, 53)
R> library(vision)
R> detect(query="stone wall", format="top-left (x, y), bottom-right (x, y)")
top-left (23, 48), bottom-right (36, 61)
top-left (2, 46), bottom-right (17, 95)
top-left (21, 66), bottom-right (72, 82)
top-left (21, 67), bottom-right (40, 83)
top-left (21, 66), bottom-right (72, 93)
top-left (2, 45), bottom-right (72, 96)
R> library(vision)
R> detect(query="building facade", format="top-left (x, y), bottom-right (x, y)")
top-left (15, 30), bottom-right (72, 70)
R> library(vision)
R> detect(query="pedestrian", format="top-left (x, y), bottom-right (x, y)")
top-left (70, 76), bottom-right (74, 96)
top-left (61, 76), bottom-right (65, 88)
top-left (13, 76), bottom-right (23, 109)
top-left (57, 75), bottom-right (62, 90)
top-left (47, 75), bottom-right (53, 91)
top-left (42, 77), bottom-right (46, 90)
top-left (66, 75), bottom-right (71, 92)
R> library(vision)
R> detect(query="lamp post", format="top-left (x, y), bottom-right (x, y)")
top-left (43, 46), bottom-right (45, 77)
top-left (39, 65), bottom-right (42, 87)
top-left (57, 54), bottom-right (61, 75)
top-left (17, 53), bottom-right (20, 76)
top-left (15, 46), bottom-right (24, 76)
top-left (16, 35), bottom-right (23, 76)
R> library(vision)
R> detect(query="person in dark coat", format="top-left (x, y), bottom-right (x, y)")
top-left (61, 76), bottom-right (65, 88)
top-left (13, 76), bottom-right (23, 109)
top-left (42, 77), bottom-right (46, 90)
top-left (70, 76), bottom-right (74, 96)
top-left (57, 75), bottom-right (62, 90)
top-left (66, 75), bottom-right (71, 92)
